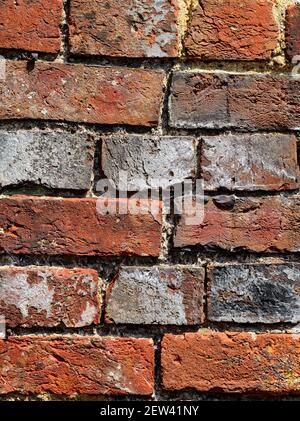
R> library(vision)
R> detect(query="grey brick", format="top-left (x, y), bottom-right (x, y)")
top-left (105, 266), bottom-right (204, 325)
top-left (208, 263), bottom-right (300, 323)
top-left (201, 133), bottom-right (299, 191)
top-left (101, 135), bottom-right (196, 191)
top-left (0, 130), bottom-right (94, 190)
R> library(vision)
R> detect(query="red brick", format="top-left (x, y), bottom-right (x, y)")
top-left (0, 196), bottom-right (162, 256)
top-left (169, 71), bottom-right (300, 130)
top-left (286, 4), bottom-right (300, 60)
top-left (174, 195), bottom-right (300, 252)
top-left (0, 336), bottom-right (154, 395)
top-left (185, 0), bottom-right (279, 60)
top-left (0, 61), bottom-right (164, 126)
top-left (162, 332), bottom-right (300, 393)
top-left (0, 0), bottom-right (62, 53)
top-left (0, 267), bottom-right (100, 328)
top-left (69, 0), bottom-right (179, 57)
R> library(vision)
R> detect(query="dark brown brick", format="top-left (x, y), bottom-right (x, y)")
top-left (169, 72), bottom-right (300, 130)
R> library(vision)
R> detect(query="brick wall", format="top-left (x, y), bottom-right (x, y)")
top-left (0, 0), bottom-right (300, 400)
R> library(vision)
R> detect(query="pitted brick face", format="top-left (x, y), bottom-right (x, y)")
top-left (184, 0), bottom-right (279, 60)
top-left (0, 336), bottom-right (154, 396)
top-left (175, 196), bottom-right (300, 252)
top-left (0, 0), bottom-right (62, 53)
top-left (286, 4), bottom-right (300, 60)
top-left (105, 266), bottom-right (204, 325)
top-left (102, 135), bottom-right (196, 191)
top-left (0, 267), bottom-right (100, 328)
top-left (169, 72), bottom-right (300, 130)
top-left (208, 264), bottom-right (300, 323)
top-left (0, 61), bottom-right (164, 126)
top-left (0, 197), bottom-right (162, 257)
top-left (201, 133), bottom-right (299, 191)
top-left (162, 332), bottom-right (300, 393)
top-left (0, 130), bottom-right (95, 190)
top-left (69, 0), bottom-right (180, 57)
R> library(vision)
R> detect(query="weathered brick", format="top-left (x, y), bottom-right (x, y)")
top-left (0, 61), bottom-right (164, 126)
top-left (0, 130), bottom-right (94, 190)
top-left (105, 266), bottom-right (204, 325)
top-left (201, 133), bottom-right (299, 191)
top-left (185, 0), bottom-right (279, 60)
top-left (0, 0), bottom-right (62, 53)
top-left (102, 135), bottom-right (196, 191)
top-left (208, 263), bottom-right (300, 323)
top-left (0, 267), bottom-right (100, 328)
top-left (169, 72), bottom-right (300, 130)
top-left (0, 197), bottom-right (162, 256)
top-left (0, 336), bottom-right (154, 395)
top-left (162, 332), bottom-right (300, 393)
top-left (69, 0), bottom-right (179, 57)
top-left (174, 195), bottom-right (300, 252)
top-left (286, 4), bottom-right (300, 60)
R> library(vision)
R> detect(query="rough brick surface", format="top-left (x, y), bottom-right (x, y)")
top-left (105, 266), bottom-right (204, 325)
top-left (185, 0), bottom-right (279, 60)
top-left (0, 197), bottom-right (162, 256)
top-left (201, 133), bottom-right (299, 191)
top-left (208, 263), bottom-right (300, 323)
top-left (0, 130), bottom-right (94, 190)
top-left (102, 135), bottom-right (196, 191)
top-left (69, 0), bottom-right (179, 57)
top-left (169, 72), bottom-right (300, 130)
top-left (0, 336), bottom-right (154, 395)
top-left (174, 195), bottom-right (300, 252)
top-left (0, 0), bottom-right (62, 53)
top-left (162, 332), bottom-right (300, 393)
top-left (286, 4), bottom-right (300, 60)
top-left (0, 61), bottom-right (164, 126)
top-left (0, 267), bottom-right (100, 328)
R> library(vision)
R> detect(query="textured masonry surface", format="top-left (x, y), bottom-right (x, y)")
top-left (0, 130), bottom-right (95, 190)
top-left (0, 0), bottom-right (300, 401)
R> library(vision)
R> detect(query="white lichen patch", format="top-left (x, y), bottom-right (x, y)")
top-left (0, 272), bottom-right (54, 318)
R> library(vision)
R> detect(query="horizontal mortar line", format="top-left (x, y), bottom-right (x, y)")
top-left (1, 120), bottom-right (300, 137)
top-left (6, 322), bottom-right (300, 338)
top-left (1, 252), bottom-right (300, 266)
top-left (0, 391), bottom-right (298, 401)
top-left (0, 51), bottom-right (297, 76)
top-left (1, 187), bottom-right (300, 198)
top-left (0, 119), bottom-right (159, 134)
